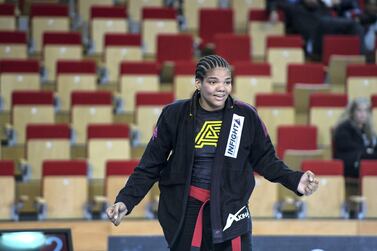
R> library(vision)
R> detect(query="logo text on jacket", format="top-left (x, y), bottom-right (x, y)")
top-left (223, 206), bottom-right (250, 231)
top-left (225, 114), bottom-right (244, 158)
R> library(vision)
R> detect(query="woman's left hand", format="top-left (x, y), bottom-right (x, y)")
top-left (297, 171), bottom-right (319, 196)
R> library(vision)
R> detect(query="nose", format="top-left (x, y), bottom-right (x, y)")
top-left (216, 81), bottom-right (226, 91)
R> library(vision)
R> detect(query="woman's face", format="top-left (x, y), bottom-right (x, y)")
top-left (353, 102), bottom-right (370, 126)
top-left (196, 67), bottom-right (232, 111)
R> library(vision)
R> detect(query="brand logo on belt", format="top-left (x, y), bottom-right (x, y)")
top-left (224, 114), bottom-right (244, 158)
top-left (223, 206), bottom-right (250, 231)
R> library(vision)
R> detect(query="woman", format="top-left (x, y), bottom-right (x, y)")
top-left (107, 55), bottom-right (319, 251)
top-left (334, 97), bottom-right (377, 179)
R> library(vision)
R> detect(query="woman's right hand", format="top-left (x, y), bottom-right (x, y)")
top-left (106, 202), bottom-right (128, 226)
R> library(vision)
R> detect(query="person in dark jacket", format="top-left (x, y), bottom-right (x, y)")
top-left (106, 55), bottom-right (319, 251)
top-left (334, 97), bottom-right (377, 180)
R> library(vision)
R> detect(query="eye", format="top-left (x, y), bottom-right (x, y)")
top-left (225, 80), bottom-right (232, 85)
top-left (208, 80), bottom-right (216, 85)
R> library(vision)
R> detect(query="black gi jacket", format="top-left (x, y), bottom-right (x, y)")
top-left (115, 92), bottom-right (303, 247)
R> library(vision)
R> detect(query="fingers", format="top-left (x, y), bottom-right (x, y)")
top-left (107, 202), bottom-right (127, 226)
top-left (302, 171), bottom-right (319, 196)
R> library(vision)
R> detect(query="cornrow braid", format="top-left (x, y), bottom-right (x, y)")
top-left (195, 55), bottom-right (230, 81)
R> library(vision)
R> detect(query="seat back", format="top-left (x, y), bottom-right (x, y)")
top-left (287, 63), bottom-right (325, 93)
top-left (30, 3), bottom-right (69, 52)
top-left (309, 93), bottom-right (347, 147)
top-left (104, 34), bottom-right (142, 83)
top-left (106, 160), bottom-right (153, 218)
top-left (267, 35), bottom-right (304, 86)
top-left (43, 32), bottom-right (82, 82)
top-left (233, 0), bottom-right (265, 32)
top-left (78, 0), bottom-right (112, 23)
top-left (90, 6), bottom-right (128, 54)
top-left (12, 91), bottom-right (55, 144)
top-left (199, 8), bottom-right (233, 48)
top-left (0, 160), bottom-right (15, 220)
top-left (135, 92), bottom-right (174, 145)
top-left (142, 7), bottom-right (178, 57)
top-left (183, 0), bottom-right (217, 32)
top-left (119, 62), bottom-right (160, 113)
top-left (174, 61), bottom-right (196, 100)
top-left (0, 59), bottom-right (40, 111)
top-left (57, 60), bottom-right (97, 112)
top-left (157, 34), bottom-right (194, 64)
top-left (301, 160), bottom-right (345, 218)
top-left (42, 160), bottom-right (88, 219)
top-left (0, 3), bottom-right (16, 30)
top-left (360, 160), bottom-right (377, 218)
top-left (277, 125), bottom-right (317, 159)
top-left (128, 0), bottom-right (163, 22)
top-left (327, 55), bottom-right (365, 93)
top-left (214, 34), bottom-right (251, 64)
top-left (0, 31), bottom-right (27, 59)
top-left (233, 62), bottom-right (272, 106)
top-left (248, 9), bottom-right (284, 59)
top-left (323, 35), bottom-right (360, 66)
top-left (347, 64), bottom-right (377, 100)
top-left (88, 124), bottom-right (131, 179)
top-left (71, 91), bottom-right (113, 145)
top-left (256, 93), bottom-right (294, 145)
top-left (293, 84), bottom-right (331, 124)
top-left (26, 124), bottom-right (71, 180)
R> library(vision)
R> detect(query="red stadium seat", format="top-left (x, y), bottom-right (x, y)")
top-left (12, 91), bottom-right (55, 144)
top-left (199, 8), bottom-right (234, 49)
top-left (142, 7), bottom-right (178, 57)
top-left (323, 35), bottom-right (360, 65)
top-left (26, 124), bottom-right (71, 180)
top-left (174, 61), bottom-right (197, 100)
top-left (266, 35), bottom-right (305, 86)
top-left (71, 91), bottom-right (113, 144)
top-left (104, 33), bottom-right (142, 83)
top-left (0, 31), bottom-right (28, 59)
top-left (233, 62), bottom-right (271, 105)
top-left (309, 93), bottom-right (347, 147)
top-left (43, 31), bottom-right (82, 82)
top-left (277, 125), bottom-right (317, 159)
top-left (56, 59), bottom-right (97, 112)
top-left (248, 9), bottom-right (284, 58)
top-left (90, 5), bottom-right (128, 54)
top-left (0, 3), bottom-right (16, 30)
top-left (287, 63), bottom-right (325, 93)
top-left (0, 59), bottom-right (40, 111)
top-left (30, 3), bottom-right (69, 53)
top-left (157, 34), bottom-right (194, 64)
top-left (347, 64), bottom-right (377, 100)
top-left (87, 124), bottom-right (131, 179)
top-left (256, 93), bottom-right (294, 145)
top-left (39, 160), bottom-right (89, 220)
top-left (214, 34), bottom-right (251, 64)
top-left (119, 61), bottom-right (160, 113)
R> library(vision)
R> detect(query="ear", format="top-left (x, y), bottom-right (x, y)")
top-left (195, 79), bottom-right (201, 90)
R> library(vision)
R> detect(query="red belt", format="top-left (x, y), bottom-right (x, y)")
top-left (189, 185), bottom-right (241, 251)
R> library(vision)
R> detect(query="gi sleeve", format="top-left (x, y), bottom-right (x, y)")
top-left (115, 106), bottom-right (174, 214)
top-left (249, 114), bottom-right (304, 194)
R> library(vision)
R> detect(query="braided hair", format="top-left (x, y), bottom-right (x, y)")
top-left (195, 55), bottom-right (231, 82)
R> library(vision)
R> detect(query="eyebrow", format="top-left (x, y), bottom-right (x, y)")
top-left (206, 76), bottom-right (232, 80)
